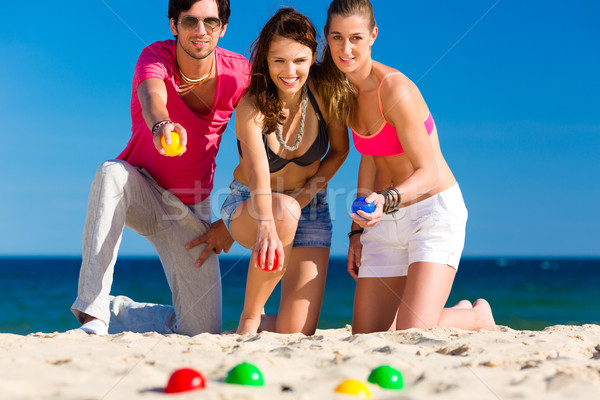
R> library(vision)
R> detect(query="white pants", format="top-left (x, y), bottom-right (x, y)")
top-left (71, 160), bottom-right (222, 335)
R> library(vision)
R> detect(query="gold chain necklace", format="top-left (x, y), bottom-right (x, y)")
top-left (179, 56), bottom-right (214, 85)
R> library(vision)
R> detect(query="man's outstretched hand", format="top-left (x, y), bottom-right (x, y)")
top-left (186, 219), bottom-right (234, 267)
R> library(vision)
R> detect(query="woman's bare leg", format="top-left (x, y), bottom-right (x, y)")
top-left (352, 276), bottom-right (407, 334)
top-left (270, 247), bottom-right (330, 335)
top-left (229, 193), bottom-right (300, 334)
top-left (396, 262), bottom-right (496, 331)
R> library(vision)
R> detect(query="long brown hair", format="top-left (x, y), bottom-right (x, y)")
top-left (319, 0), bottom-right (377, 125)
top-left (246, 8), bottom-right (318, 134)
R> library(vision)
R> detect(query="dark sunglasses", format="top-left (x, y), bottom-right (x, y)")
top-left (178, 15), bottom-right (222, 32)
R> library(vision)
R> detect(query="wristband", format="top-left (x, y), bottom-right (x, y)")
top-left (347, 229), bottom-right (364, 239)
top-left (151, 120), bottom-right (173, 136)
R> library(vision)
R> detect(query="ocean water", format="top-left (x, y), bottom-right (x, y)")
top-left (0, 256), bottom-right (598, 335)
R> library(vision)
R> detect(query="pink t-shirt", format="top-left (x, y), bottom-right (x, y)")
top-left (117, 40), bottom-right (249, 204)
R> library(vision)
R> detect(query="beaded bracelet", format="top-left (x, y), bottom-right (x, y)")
top-left (151, 120), bottom-right (173, 137)
top-left (376, 186), bottom-right (402, 214)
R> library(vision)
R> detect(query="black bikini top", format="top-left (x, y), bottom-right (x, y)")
top-left (237, 86), bottom-right (329, 173)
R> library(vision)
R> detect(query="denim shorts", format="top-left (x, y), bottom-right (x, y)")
top-left (220, 179), bottom-right (332, 248)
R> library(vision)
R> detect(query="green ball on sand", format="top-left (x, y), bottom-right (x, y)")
top-left (367, 365), bottom-right (404, 389)
top-left (225, 362), bottom-right (265, 386)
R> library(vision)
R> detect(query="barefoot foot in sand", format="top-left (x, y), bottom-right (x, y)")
top-left (473, 299), bottom-right (497, 331)
top-left (450, 300), bottom-right (473, 309)
top-left (236, 315), bottom-right (261, 335)
top-left (260, 313), bottom-right (276, 332)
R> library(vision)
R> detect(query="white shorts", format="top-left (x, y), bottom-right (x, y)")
top-left (358, 184), bottom-right (468, 278)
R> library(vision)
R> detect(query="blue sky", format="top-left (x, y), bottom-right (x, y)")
top-left (1, 0), bottom-right (598, 257)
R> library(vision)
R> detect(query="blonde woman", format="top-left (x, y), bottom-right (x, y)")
top-left (323, 0), bottom-right (496, 334)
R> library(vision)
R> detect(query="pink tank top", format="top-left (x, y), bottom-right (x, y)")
top-left (351, 73), bottom-right (435, 157)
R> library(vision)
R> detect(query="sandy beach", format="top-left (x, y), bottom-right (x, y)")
top-left (2, 324), bottom-right (600, 399)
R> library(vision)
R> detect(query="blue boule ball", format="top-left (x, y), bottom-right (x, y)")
top-left (351, 197), bottom-right (376, 214)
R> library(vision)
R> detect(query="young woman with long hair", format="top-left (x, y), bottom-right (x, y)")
top-left (323, 0), bottom-right (496, 334)
top-left (221, 8), bottom-right (349, 335)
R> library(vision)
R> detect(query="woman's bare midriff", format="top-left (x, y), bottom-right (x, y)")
top-left (372, 145), bottom-right (456, 208)
top-left (233, 160), bottom-right (320, 193)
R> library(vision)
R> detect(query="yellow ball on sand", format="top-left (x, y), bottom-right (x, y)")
top-left (160, 132), bottom-right (184, 156)
top-left (334, 379), bottom-right (372, 398)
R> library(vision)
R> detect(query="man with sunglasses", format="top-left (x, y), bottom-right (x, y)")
top-left (71, 0), bottom-right (249, 336)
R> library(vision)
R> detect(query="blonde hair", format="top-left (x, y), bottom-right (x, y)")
top-left (311, 48), bottom-right (355, 126)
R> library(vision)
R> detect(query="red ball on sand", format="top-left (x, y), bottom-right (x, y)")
top-left (257, 252), bottom-right (279, 272)
top-left (165, 368), bottom-right (206, 393)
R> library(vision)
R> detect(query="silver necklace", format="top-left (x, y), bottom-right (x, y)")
top-left (268, 86), bottom-right (308, 152)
